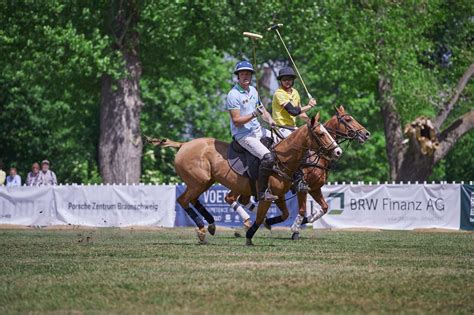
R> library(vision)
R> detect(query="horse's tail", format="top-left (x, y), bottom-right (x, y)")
top-left (143, 135), bottom-right (183, 149)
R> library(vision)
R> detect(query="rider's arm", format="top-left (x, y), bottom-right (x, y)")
top-left (229, 110), bottom-right (255, 127)
top-left (298, 112), bottom-right (310, 123)
top-left (285, 98), bottom-right (316, 116)
top-left (283, 102), bottom-right (302, 116)
top-left (301, 98), bottom-right (317, 113)
top-left (261, 105), bottom-right (276, 126)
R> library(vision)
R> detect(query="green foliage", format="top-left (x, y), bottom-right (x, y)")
top-left (0, 1), bottom-right (472, 183)
top-left (0, 1), bottom-right (114, 183)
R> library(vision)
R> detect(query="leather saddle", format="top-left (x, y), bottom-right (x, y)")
top-left (227, 136), bottom-right (274, 181)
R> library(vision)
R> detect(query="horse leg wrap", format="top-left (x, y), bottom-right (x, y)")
top-left (184, 207), bottom-right (205, 228)
top-left (231, 202), bottom-right (250, 221)
top-left (246, 222), bottom-right (260, 239)
top-left (194, 200), bottom-right (215, 224)
top-left (291, 214), bottom-right (304, 233)
top-left (245, 201), bottom-right (257, 212)
top-left (308, 208), bottom-right (325, 223)
top-left (265, 215), bottom-right (284, 226)
top-left (301, 216), bottom-right (308, 225)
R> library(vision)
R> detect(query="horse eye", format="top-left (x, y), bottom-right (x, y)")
top-left (345, 116), bottom-right (352, 122)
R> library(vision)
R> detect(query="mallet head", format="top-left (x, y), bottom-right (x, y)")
top-left (243, 32), bottom-right (263, 40)
top-left (267, 23), bottom-right (283, 31)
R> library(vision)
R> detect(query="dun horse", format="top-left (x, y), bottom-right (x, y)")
top-left (149, 113), bottom-right (341, 244)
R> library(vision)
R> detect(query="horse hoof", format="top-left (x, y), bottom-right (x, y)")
top-left (197, 227), bottom-right (207, 243)
top-left (291, 232), bottom-right (300, 241)
top-left (246, 238), bottom-right (254, 246)
top-left (208, 223), bottom-right (216, 236)
top-left (234, 230), bottom-right (242, 238)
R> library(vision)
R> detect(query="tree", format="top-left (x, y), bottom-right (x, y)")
top-left (99, 0), bottom-right (143, 184)
top-left (267, 1), bottom-right (473, 182)
top-left (1, 1), bottom-right (472, 184)
top-left (0, 1), bottom-right (111, 183)
top-left (395, 64), bottom-right (473, 181)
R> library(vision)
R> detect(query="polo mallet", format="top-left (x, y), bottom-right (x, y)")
top-left (243, 32), bottom-right (263, 92)
top-left (268, 24), bottom-right (312, 99)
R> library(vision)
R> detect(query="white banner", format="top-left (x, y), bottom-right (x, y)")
top-left (0, 186), bottom-right (60, 226)
top-left (309, 184), bottom-right (461, 230)
top-left (0, 185), bottom-right (176, 227)
top-left (54, 185), bottom-right (176, 227)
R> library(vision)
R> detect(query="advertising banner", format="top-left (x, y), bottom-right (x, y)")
top-left (0, 184), bottom-right (463, 230)
top-left (0, 185), bottom-right (176, 227)
top-left (0, 186), bottom-right (58, 226)
top-left (460, 185), bottom-right (474, 230)
top-left (310, 184), bottom-right (461, 230)
top-left (54, 185), bottom-right (176, 227)
top-left (175, 184), bottom-right (299, 227)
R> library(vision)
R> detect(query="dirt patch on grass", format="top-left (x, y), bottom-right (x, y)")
top-left (412, 228), bottom-right (471, 233)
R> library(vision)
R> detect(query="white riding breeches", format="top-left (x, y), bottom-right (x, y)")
top-left (237, 126), bottom-right (270, 160)
top-left (273, 126), bottom-right (295, 143)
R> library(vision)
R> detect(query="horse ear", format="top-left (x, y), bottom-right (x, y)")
top-left (338, 104), bottom-right (345, 113)
top-left (315, 112), bottom-right (320, 122)
top-left (310, 112), bottom-right (320, 126)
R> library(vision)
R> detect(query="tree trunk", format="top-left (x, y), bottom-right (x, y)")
top-left (378, 74), bottom-right (405, 180)
top-left (99, 1), bottom-right (143, 184)
top-left (395, 133), bottom-right (436, 181)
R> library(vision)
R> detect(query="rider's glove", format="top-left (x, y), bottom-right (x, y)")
top-left (252, 104), bottom-right (264, 118)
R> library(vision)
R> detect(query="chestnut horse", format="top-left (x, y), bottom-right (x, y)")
top-left (291, 106), bottom-right (370, 239)
top-left (148, 113), bottom-right (342, 244)
top-left (224, 105), bottom-right (370, 239)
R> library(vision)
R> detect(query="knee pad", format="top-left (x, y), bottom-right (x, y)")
top-left (261, 153), bottom-right (275, 169)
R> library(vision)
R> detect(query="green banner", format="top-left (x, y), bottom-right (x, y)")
top-left (460, 185), bottom-right (474, 230)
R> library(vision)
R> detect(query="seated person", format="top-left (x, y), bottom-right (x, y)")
top-left (6, 167), bottom-right (21, 187)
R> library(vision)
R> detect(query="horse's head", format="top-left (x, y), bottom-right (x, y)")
top-left (324, 105), bottom-right (371, 144)
top-left (308, 112), bottom-right (343, 160)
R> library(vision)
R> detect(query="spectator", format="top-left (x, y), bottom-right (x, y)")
top-left (38, 160), bottom-right (57, 186)
top-left (26, 162), bottom-right (41, 186)
top-left (6, 167), bottom-right (21, 187)
top-left (0, 161), bottom-right (5, 186)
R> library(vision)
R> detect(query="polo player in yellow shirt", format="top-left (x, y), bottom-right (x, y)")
top-left (271, 67), bottom-right (316, 138)
top-left (270, 66), bottom-right (317, 194)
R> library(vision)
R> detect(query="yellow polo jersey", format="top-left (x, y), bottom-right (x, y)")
top-left (271, 87), bottom-right (301, 126)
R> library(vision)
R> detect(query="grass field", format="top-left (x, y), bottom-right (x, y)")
top-left (0, 227), bottom-right (473, 314)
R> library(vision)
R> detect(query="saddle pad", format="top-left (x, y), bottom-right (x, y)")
top-left (227, 142), bottom-right (260, 180)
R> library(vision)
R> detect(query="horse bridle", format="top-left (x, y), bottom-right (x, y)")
top-left (324, 112), bottom-right (365, 144)
top-left (269, 122), bottom-right (339, 181)
top-left (307, 121), bottom-right (340, 157)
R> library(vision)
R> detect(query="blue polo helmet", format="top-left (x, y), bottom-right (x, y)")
top-left (234, 60), bottom-right (255, 74)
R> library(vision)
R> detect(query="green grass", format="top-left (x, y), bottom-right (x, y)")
top-left (0, 228), bottom-right (473, 314)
